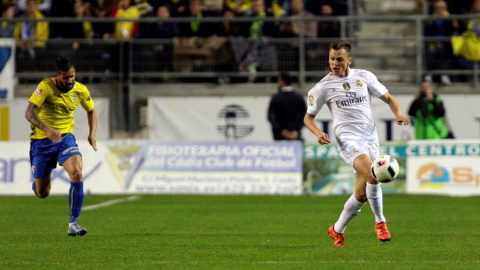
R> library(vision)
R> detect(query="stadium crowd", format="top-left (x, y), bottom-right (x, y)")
top-left (0, 0), bottom-right (346, 75)
top-left (1, 0), bottom-right (479, 83)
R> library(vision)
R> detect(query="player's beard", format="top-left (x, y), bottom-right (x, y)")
top-left (58, 82), bottom-right (74, 92)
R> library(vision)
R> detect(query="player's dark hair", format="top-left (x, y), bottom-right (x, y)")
top-left (329, 40), bottom-right (352, 53)
top-left (279, 71), bottom-right (292, 86)
top-left (54, 56), bottom-right (74, 73)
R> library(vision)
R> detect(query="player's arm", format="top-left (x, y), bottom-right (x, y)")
top-left (25, 102), bottom-right (61, 142)
top-left (304, 112), bottom-right (331, 145)
top-left (87, 109), bottom-right (98, 151)
top-left (379, 92), bottom-right (410, 126)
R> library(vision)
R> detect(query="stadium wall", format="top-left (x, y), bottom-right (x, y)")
top-left (147, 95), bottom-right (480, 142)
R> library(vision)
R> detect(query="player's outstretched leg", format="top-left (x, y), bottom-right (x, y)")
top-left (328, 194), bottom-right (365, 247)
top-left (328, 224), bottom-right (345, 247)
top-left (366, 183), bottom-right (391, 241)
top-left (67, 181), bottom-right (87, 236)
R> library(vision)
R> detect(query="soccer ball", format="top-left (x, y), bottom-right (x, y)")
top-left (370, 155), bottom-right (399, 183)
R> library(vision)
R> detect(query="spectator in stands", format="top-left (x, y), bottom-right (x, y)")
top-left (278, 0), bottom-right (317, 38)
top-left (225, 0), bottom-right (253, 16)
top-left (178, 0), bottom-right (218, 37)
top-left (423, 0), bottom-right (459, 85)
top-left (203, 0), bottom-right (225, 16)
top-left (277, 0), bottom-right (316, 72)
top-left (237, 0), bottom-right (278, 81)
top-left (221, 9), bottom-right (243, 36)
top-left (265, 0), bottom-right (286, 17)
top-left (317, 4), bottom-right (340, 38)
top-left (408, 80), bottom-right (453, 139)
top-left (174, 0), bottom-right (228, 73)
top-left (89, 0), bottom-right (117, 39)
top-left (15, 0), bottom-right (51, 16)
top-left (160, 0), bottom-right (189, 17)
top-left (112, 0), bottom-right (141, 40)
top-left (1, 1), bottom-right (15, 38)
top-left (137, 5), bottom-right (179, 72)
top-left (133, 0), bottom-right (153, 16)
top-left (268, 72), bottom-right (307, 141)
top-left (139, 5), bottom-right (179, 39)
top-left (452, 0), bottom-right (480, 69)
top-left (14, 0), bottom-right (49, 71)
top-left (72, 0), bottom-right (94, 40)
top-left (307, 0), bottom-right (348, 16)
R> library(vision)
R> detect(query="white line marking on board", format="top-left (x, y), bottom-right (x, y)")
top-left (83, 195), bottom-right (140, 211)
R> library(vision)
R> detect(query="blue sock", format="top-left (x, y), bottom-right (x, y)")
top-left (32, 181), bottom-right (38, 196)
top-left (68, 182), bottom-right (84, 224)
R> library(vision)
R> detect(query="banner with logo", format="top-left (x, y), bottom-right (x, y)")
top-left (121, 141), bottom-right (303, 195)
top-left (406, 140), bottom-right (480, 196)
top-left (303, 143), bottom-right (407, 195)
top-left (0, 141), bottom-right (122, 195)
top-left (148, 97), bottom-right (273, 141)
top-left (148, 95), bottom-right (480, 143)
top-left (0, 39), bottom-right (15, 100)
top-left (0, 140), bottom-right (303, 195)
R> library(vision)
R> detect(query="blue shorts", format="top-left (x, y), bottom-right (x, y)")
top-left (29, 133), bottom-right (82, 178)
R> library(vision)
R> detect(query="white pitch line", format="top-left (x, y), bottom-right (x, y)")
top-left (83, 195), bottom-right (140, 211)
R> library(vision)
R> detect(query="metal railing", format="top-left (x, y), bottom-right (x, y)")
top-left (3, 14), bottom-right (478, 131)
top-left (3, 14), bottom-right (478, 89)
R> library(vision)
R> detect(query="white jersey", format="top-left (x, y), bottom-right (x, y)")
top-left (306, 68), bottom-right (388, 146)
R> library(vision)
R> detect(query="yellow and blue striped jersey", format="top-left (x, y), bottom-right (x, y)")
top-left (28, 77), bottom-right (94, 140)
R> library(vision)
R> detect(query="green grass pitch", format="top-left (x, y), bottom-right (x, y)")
top-left (1, 194), bottom-right (479, 269)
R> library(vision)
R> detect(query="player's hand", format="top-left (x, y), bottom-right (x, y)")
top-left (88, 135), bottom-right (97, 151)
top-left (396, 115), bottom-right (410, 126)
top-left (317, 132), bottom-right (331, 145)
top-left (46, 126), bottom-right (61, 142)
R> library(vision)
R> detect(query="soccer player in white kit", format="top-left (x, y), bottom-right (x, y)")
top-left (304, 40), bottom-right (410, 247)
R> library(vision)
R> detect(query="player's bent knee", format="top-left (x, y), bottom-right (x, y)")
top-left (71, 170), bottom-right (83, 182)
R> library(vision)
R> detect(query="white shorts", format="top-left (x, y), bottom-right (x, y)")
top-left (337, 140), bottom-right (380, 173)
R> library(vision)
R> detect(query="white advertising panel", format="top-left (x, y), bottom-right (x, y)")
top-left (0, 140), bottom-right (303, 195)
top-left (406, 140), bottom-right (480, 196)
top-left (0, 141), bottom-right (122, 195)
top-left (148, 96), bottom-right (273, 142)
top-left (148, 95), bottom-right (480, 143)
top-left (124, 141), bottom-right (304, 195)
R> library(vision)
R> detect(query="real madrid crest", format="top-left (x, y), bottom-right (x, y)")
top-left (356, 80), bottom-right (363, 88)
top-left (342, 83), bottom-right (351, 91)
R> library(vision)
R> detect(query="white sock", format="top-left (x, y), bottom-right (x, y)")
top-left (334, 194), bottom-right (365, 233)
top-left (367, 182), bottom-right (386, 223)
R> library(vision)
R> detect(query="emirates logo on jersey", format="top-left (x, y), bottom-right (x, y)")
top-left (356, 80), bottom-right (363, 87)
top-left (342, 83), bottom-right (351, 91)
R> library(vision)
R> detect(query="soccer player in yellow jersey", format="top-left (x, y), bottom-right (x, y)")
top-left (25, 56), bottom-right (98, 236)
